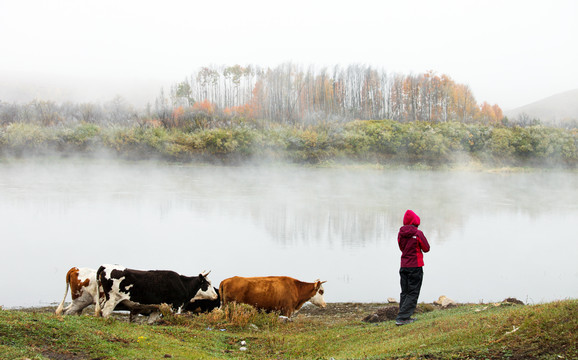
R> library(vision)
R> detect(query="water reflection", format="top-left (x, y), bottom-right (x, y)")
top-left (0, 160), bottom-right (576, 307)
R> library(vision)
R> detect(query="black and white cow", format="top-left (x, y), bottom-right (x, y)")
top-left (185, 287), bottom-right (221, 314)
top-left (95, 264), bottom-right (218, 320)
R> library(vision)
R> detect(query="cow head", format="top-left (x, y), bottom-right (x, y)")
top-left (191, 271), bottom-right (219, 301)
top-left (309, 280), bottom-right (327, 308)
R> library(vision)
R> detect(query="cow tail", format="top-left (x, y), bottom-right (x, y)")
top-left (94, 266), bottom-right (104, 317)
top-left (219, 281), bottom-right (226, 308)
top-left (55, 269), bottom-right (72, 315)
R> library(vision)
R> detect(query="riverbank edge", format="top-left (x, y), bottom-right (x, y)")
top-left (1, 299), bottom-right (576, 359)
top-left (1, 154), bottom-right (576, 174)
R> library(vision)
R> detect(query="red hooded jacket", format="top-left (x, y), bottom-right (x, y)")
top-left (398, 210), bottom-right (430, 267)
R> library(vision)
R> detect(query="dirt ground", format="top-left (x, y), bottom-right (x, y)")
top-left (20, 303), bottom-right (399, 322)
top-left (20, 299), bottom-right (522, 323)
top-left (298, 302), bottom-right (391, 320)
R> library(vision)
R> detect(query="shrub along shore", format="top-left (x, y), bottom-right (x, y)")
top-left (0, 120), bottom-right (576, 167)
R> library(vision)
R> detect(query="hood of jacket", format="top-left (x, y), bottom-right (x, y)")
top-left (399, 224), bottom-right (419, 238)
top-left (403, 210), bottom-right (420, 227)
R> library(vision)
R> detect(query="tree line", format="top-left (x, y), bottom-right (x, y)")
top-left (160, 63), bottom-right (503, 126)
top-left (0, 96), bottom-right (136, 127)
top-left (0, 63), bottom-right (548, 129)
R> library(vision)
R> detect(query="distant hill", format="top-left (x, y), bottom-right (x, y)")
top-left (505, 89), bottom-right (578, 126)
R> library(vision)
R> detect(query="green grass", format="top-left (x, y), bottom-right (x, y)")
top-left (0, 300), bottom-right (576, 359)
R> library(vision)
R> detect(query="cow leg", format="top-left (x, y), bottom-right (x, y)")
top-left (101, 302), bottom-right (116, 318)
top-left (64, 304), bottom-right (83, 315)
top-left (123, 302), bottom-right (160, 322)
top-left (128, 307), bottom-right (145, 322)
top-left (95, 297), bottom-right (106, 317)
top-left (64, 300), bottom-right (88, 315)
top-left (60, 303), bottom-right (73, 314)
top-left (101, 295), bottom-right (122, 318)
top-left (64, 292), bottom-right (94, 315)
top-left (147, 311), bottom-right (162, 324)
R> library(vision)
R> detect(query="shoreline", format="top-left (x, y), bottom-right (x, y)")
top-left (1, 299), bottom-right (576, 359)
top-left (3, 297), bottom-right (536, 315)
top-left (5, 294), bottom-right (576, 313)
top-left (1, 154), bottom-right (577, 173)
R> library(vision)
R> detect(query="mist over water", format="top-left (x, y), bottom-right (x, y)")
top-left (0, 160), bottom-right (576, 308)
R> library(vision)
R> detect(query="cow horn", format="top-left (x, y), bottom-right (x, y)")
top-left (201, 270), bottom-right (211, 277)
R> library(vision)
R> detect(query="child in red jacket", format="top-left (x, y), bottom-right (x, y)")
top-left (396, 209), bottom-right (430, 326)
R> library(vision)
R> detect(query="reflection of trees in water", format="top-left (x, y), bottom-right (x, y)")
top-left (190, 170), bottom-right (577, 247)
top-left (248, 203), bottom-right (468, 247)
top-left (4, 163), bottom-right (574, 248)
top-left (252, 205), bottom-right (394, 247)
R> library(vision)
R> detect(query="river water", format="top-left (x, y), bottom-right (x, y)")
top-left (0, 160), bottom-right (576, 308)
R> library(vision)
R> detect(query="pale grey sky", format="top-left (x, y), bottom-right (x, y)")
top-left (1, 0), bottom-right (577, 110)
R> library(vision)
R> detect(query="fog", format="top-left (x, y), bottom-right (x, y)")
top-left (1, 0), bottom-right (577, 110)
top-left (1, 160), bottom-right (576, 308)
top-left (0, 71), bottom-right (171, 108)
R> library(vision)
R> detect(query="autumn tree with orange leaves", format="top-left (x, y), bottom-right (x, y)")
top-left (162, 63), bottom-right (502, 126)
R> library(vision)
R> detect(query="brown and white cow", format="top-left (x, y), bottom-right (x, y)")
top-left (219, 276), bottom-right (327, 317)
top-left (55, 267), bottom-right (100, 316)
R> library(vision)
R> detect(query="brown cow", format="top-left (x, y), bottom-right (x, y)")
top-left (55, 267), bottom-right (100, 316)
top-left (219, 276), bottom-right (327, 317)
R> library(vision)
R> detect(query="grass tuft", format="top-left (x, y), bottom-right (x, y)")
top-left (193, 302), bottom-right (281, 330)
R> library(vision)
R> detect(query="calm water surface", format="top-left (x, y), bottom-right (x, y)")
top-left (1, 160), bottom-right (576, 308)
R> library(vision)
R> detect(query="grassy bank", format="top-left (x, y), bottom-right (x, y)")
top-left (1, 121), bottom-right (576, 167)
top-left (1, 300), bottom-right (576, 359)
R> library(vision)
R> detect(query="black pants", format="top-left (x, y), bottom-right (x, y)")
top-left (397, 267), bottom-right (423, 321)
